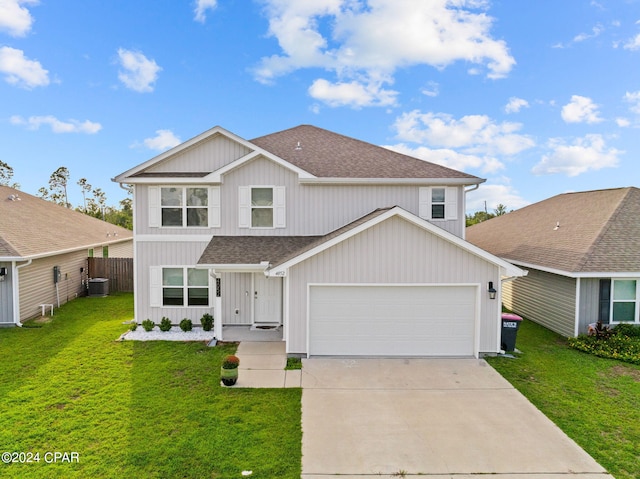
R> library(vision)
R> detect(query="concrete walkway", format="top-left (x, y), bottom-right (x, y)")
top-left (226, 341), bottom-right (301, 388)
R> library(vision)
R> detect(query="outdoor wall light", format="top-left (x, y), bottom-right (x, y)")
top-left (488, 281), bottom-right (497, 300)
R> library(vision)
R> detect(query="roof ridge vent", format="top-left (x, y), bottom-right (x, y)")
top-left (294, 141), bottom-right (302, 151)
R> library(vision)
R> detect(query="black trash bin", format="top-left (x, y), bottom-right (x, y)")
top-left (501, 313), bottom-right (523, 352)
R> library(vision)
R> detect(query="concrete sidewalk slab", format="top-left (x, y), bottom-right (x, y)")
top-left (238, 354), bottom-right (286, 370)
top-left (301, 358), bottom-right (613, 478)
top-left (236, 341), bottom-right (285, 355)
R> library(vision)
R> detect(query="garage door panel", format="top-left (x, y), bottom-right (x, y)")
top-left (309, 285), bottom-right (476, 357)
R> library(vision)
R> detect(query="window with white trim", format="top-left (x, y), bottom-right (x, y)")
top-left (239, 186), bottom-right (286, 228)
top-left (161, 267), bottom-right (209, 307)
top-left (611, 279), bottom-right (639, 323)
top-left (418, 186), bottom-right (458, 221)
top-left (148, 186), bottom-right (220, 229)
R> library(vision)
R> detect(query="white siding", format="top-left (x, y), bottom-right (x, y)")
top-left (502, 268), bottom-right (576, 337)
top-left (134, 240), bottom-right (213, 324)
top-left (109, 240), bottom-right (133, 258)
top-left (0, 262), bottom-right (13, 324)
top-left (286, 216), bottom-right (501, 354)
top-left (146, 134), bottom-right (251, 173)
top-left (221, 272), bottom-right (252, 325)
top-left (579, 278), bottom-right (601, 334)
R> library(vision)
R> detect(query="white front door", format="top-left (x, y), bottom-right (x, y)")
top-left (253, 274), bottom-right (282, 324)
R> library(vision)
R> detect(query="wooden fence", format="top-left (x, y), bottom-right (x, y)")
top-left (87, 257), bottom-right (134, 293)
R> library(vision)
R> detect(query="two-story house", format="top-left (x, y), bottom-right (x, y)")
top-left (114, 125), bottom-right (524, 357)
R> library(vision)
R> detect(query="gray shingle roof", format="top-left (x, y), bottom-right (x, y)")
top-left (198, 208), bottom-right (392, 266)
top-left (0, 186), bottom-right (133, 259)
top-left (251, 125), bottom-right (481, 180)
top-left (465, 187), bottom-right (640, 273)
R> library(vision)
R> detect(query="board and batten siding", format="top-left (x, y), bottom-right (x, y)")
top-left (220, 272), bottom-right (252, 325)
top-left (579, 278), bottom-right (602, 334)
top-left (0, 262), bottom-right (13, 324)
top-left (135, 156), bottom-right (465, 237)
top-left (135, 240), bottom-right (213, 324)
top-left (18, 252), bottom-right (88, 321)
top-left (145, 134), bottom-right (251, 174)
top-left (502, 267), bottom-right (576, 338)
top-left (286, 216), bottom-right (501, 354)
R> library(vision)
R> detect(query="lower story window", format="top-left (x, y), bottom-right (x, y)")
top-left (162, 267), bottom-right (209, 306)
top-left (612, 279), bottom-right (639, 323)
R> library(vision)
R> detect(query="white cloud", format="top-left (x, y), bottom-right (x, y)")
top-left (308, 78), bottom-right (398, 108)
top-left (255, 0), bottom-right (515, 107)
top-left (504, 97), bottom-right (529, 114)
top-left (194, 0), bottom-right (217, 23)
top-left (143, 129), bottom-right (181, 151)
top-left (116, 48), bottom-right (161, 93)
top-left (466, 181), bottom-right (530, 214)
top-left (623, 33), bottom-right (640, 50)
top-left (573, 24), bottom-right (603, 43)
top-left (532, 134), bottom-right (621, 176)
top-left (616, 117), bottom-right (631, 127)
top-left (624, 90), bottom-right (640, 114)
top-left (393, 110), bottom-right (535, 156)
top-left (561, 95), bottom-right (603, 123)
top-left (421, 81), bottom-right (439, 97)
top-left (0, 46), bottom-right (49, 88)
top-left (10, 115), bottom-right (102, 134)
top-left (0, 0), bottom-right (38, 37)
top-left (383, 143), bottom-right (504, 174)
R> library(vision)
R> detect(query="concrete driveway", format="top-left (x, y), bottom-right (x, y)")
top-left (301, 358), bottom-right (613, 479)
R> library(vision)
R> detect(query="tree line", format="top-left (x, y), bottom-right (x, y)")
top-left (0, 161), bottom-right (132, 230)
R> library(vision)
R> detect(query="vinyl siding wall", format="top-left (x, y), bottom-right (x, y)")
top-left (579, 278), bottom-right (600, 334)
top-left (18, 252), bottom-right (88, 322)
top-left (145, 134), bottom-right (251, 173)
top-left (502, 267), bottom-right (576, 337)
top-left (135, 156), bottom-right (465, 237)
top-left (286, 216), bottom-right (501, 354)
top-left (220, 272), bottom-right (252, 325)
top-left (134, 240), bottom-right (213, 324)
top-left (109, 240), bottom-right (133, 258)
top-left (0, 262), bottom-right (13, 324)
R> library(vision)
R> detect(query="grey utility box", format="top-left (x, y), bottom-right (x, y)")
top-left (88, 278), bottom-right (109, 297)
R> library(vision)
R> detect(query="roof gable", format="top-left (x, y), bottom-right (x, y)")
top-left (0, 186), bottom-right (132, 259)
top-left (466, 187), bottom-right (640, 274)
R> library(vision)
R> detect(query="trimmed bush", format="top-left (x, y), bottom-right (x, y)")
top-left (201, 313), bottom-right (214, 332)
top-left (142, 319), bottom-right (155, 332)
top-left (159, 317), bottom-right (172, 332)
top-left (179, 318), bottom-right (193, 332)
top-left (222, 355), bottom-right (240, 369)
top-left (130, 322), bottom-right (138, 332)
top-left (613, 323), bottom-right (640, 338)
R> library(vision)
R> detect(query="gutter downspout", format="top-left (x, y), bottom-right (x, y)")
top-left (13, 259), bottom-right (33, 327)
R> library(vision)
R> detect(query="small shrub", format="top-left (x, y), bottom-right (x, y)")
top-left (142, 319), bottom-right (155, 332)
top-left (159, 317), bottom-right (172, 332)
top-left (130, 322), bottom-right (138, 332)
top-left (179, 318), bottom-right (193, 332)
top-left (614, 323), bottom-right (640, 338)
top-left (569, 334), bottom-right (640, 365)
top-left (222, 355), bottom-right (240, 369)
top-left (201, 313), bottom-right (214, 331)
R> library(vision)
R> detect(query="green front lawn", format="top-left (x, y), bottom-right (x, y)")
top-left (487, 319), bottom-right (640, 479)
top-left (0, 294), bottom-right (301, 479)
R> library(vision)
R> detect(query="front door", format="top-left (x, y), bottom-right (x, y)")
top-left (253, 274), bottom-right (282, 324)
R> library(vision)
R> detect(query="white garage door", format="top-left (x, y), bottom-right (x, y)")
top-left (309, 285), bottom-right (477, 357)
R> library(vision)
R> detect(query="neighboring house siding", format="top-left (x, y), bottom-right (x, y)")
top-left (18, 252), bottom-right (88, 322)
top-left (135, 241), bottom-right (212, 324)
top-left (0, 262), bottom-right (13, 324)
top-left (502, 268), bottom-right (576, 337)
top-left (145, 134), bottom-right (251, 173)
top-left (135, 157), bottom-right (465, 237)
top-left (220, 272), bottom-right (252, 325)
top-left (109, 240), bottom-right (134, 258)
top-left (286, 216), bottom-right (501, 354)
top-left (579, 278), bottom-right (600, 334)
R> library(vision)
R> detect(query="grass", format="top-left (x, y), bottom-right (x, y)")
top-left (0, 294), bottom-right (301, 479)
top-left (486, 318), bottom-right (640, 479)
top-left (284, 357), bottom-right (302, 370)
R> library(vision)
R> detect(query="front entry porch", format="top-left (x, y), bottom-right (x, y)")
top-left (222, 324), bottom-right (283, 342)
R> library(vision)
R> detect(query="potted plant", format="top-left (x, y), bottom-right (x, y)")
top-left (221, 355), bottom-right (240, 386)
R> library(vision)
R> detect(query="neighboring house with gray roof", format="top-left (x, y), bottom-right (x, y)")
top-left (0, 186), bottom-right (133, 326)
top-left (466, 187), bottom-right (640, 337)
top-left (114, 124), bottom-right (524, 357)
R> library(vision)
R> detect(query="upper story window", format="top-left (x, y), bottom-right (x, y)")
top-left (161, 187), bottom-right (208, 227)
top-left (419, 186), bottom-right (458, 221)
top-left (148, 186), bottom-right (220, 229)
top-left (239, 186), bottom-right (286, 229)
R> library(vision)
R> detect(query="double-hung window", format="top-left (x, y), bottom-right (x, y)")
top-left (251, 187), bottom-right (274, 227)
top-left (418, 186), bottom-right (458, 221)
top-left (161, 187), bottom-right (208, 227)
top-left (239, 186), bottom-right (286, 228)
top-left (161, 267), bottom-right (209, 307)
top-left (611, 279), bottom-right (639, 323)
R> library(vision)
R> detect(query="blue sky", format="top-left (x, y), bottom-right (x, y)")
top-left (1, 0), bottom-right (639, 213)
